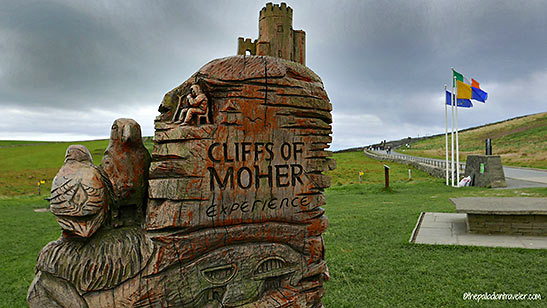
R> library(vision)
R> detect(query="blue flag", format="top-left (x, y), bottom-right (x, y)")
top-left (446, 91), bottom-right (472, 108)
top-left (471, 87), bottom-right (488, 103)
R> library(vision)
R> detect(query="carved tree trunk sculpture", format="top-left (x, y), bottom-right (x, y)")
top-left (29, 55), bottom-right (334, 308)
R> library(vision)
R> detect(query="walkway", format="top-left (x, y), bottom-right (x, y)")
top-left (410, 212), bottom-right (547, 249)
top-left (504, 167), bottom-right (547, 185)
top-left (366, 149), bottom-right (547, 188)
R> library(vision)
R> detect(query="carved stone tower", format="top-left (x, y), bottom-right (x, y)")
top-left (237, 2), bottom-right (306, 65)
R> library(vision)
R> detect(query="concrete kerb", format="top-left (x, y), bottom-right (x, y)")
top-left (409, 212), bottom-right (425, 243)
top-left (410, 212), bottom-right (547, 249)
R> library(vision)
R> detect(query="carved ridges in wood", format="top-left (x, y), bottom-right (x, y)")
top-left (50, 177), bottom-right (106, 216)
top-left (146, 219), bottom-right (328, 273)
top-left (35, 227), bottom-right (154, 293)
top-left (27, 55), bottom-right (333, 307)
top-left (156, 56), bottom-right (331, 123)
top-left (146, 193), bottom-right (326, 229)
top-left (146, 56), bottom-right (332, 306)
top-left (49, 145), bottom-right (110, 238)
top-left (81, 243), bottom-right (326, 307)
top-left (149, 57), bottom-right (333, 233)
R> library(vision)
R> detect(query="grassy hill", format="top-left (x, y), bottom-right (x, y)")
top-left (400, 112), bottom-right (547, 169)
top-left (0, 138), bottom-right (154, 196)
top-left (1, 150), bottom-right (547, 307)
top-left (0, 129), bottom-right (546, 306)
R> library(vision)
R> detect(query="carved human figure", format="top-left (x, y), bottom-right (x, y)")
top-left (101, 118), bottom-right (151, 225)
top-left (29, 52), bottom-right (332, 307)
top-left (176, 84), bottom-right (209, 125)
top-left (49, 145), bottom-right (110, 238)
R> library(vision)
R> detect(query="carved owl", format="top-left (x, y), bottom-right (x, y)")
top-left (49, 145), bottom-right (109, 238)
top-left (101, 118), bottom-right (151, 224)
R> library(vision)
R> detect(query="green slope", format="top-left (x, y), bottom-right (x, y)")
top-left (1, 152), bottom-right (546, 307)
top-left (400, 112), bottom-right (547, 169)
top-left (0, 138), bottom-right (154, 196)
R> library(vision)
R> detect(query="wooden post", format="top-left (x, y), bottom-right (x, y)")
top-left (384, 165), bottom-right (390, 189)
top-left (408, 168), bottom-right (412, 180)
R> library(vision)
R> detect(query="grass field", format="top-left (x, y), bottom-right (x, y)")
top-left (0, 138), bottom-right (154, 196)
top-left (323, 153), bottom-right (547, 307)
top-left (0, 147), bottom-right (546, 307)
top-left (400, 112), bottom-right (547, 169)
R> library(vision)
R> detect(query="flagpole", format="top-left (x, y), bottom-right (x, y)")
top-left (444, 84), bottom-right (449, 186)
top-left (455, 81), bottom-right (460, 186)
top-left (451, 69), bottom-right (455, 187)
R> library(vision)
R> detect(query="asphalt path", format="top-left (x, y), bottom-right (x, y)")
top-left (503, 166), bottom-right (547, 185)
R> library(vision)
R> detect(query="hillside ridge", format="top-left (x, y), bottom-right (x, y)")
top-left (397, 112), bottom-right (546, 169)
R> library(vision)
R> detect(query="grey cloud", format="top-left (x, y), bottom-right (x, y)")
top-left (0, 1), bottom-right (262, 110)
top-left (0, 0), bottom-right (545, 150)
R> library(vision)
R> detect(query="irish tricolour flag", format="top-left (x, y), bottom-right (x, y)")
top-left (454, 70), bottom-right (488, 103)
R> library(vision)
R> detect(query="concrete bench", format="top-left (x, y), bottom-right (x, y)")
top-left (450, 197), bottom-right (547, 236)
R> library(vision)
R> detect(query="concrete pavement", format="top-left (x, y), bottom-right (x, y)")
top-left (503, 166), bottom-right (547, 185)
top-left (410, 212), bottom-right (547, 249)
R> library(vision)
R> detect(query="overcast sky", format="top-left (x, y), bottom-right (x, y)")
top-left (1, 0), bottom-right (546, 150)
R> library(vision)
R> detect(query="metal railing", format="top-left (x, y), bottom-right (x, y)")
top-left (366, 149), bottom-right (466, 173)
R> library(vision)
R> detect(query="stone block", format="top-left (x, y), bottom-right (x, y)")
top-left (464, 155), bottom-right (506, 188)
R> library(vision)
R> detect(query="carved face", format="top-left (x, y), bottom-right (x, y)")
top-left (109, 118), bottom-right (142, 144)
top-left (165, 243), bottom-right (305, 307)
top-left (190, 84), bottom-right (201, 97)
top-left (65, 145), bottom-right (93, 163)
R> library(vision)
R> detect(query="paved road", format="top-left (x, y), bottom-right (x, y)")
top-left (503, 167), bottom-right (547, 185)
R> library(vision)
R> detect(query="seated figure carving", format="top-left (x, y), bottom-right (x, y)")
top-left (174, 83), bottom-right (209, 125)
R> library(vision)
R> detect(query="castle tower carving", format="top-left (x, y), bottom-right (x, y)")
top-left (237, 2), bottom-right (306, 65)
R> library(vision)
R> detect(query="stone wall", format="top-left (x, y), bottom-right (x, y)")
top-left (468, 214), bottom-right (547, 236)
top-left (364, 150), bottom-right (449, 179)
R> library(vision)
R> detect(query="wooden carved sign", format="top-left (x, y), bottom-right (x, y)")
top-left (148, 55), bottom-right (334, 307)
top-left (28, 56), bottom-right (334, 308)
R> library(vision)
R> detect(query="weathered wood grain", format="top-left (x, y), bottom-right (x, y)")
top-left (145, 55), bottom-right (333, 307)
top-left (30, 54), bottom-right (333, 307)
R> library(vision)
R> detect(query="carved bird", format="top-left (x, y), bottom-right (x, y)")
top-left (101, 118), bottom-right (151, 224)
top-left (49, 145), bottom-right (110, 238)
